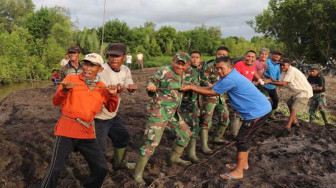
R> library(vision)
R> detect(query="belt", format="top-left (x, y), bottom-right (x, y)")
top-left (62, 115), bottom-right (95, 128)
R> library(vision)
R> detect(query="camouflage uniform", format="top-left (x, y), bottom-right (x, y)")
top-left (200, 60), bottom-right (230, 129)
top-left (58, 62), bottom-right (83, 82)
top-left (309, 93), bottom-right (327, 118)
top-left (179, 65), bottom-right (201, 138)
top-left (140, 66), bottom-right (191, 156)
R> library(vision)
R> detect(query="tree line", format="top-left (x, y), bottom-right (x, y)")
top-left (2, 0), bottom-right (334, 84)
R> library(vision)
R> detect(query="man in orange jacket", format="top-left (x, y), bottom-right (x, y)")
top-left (41, 53), bottom-right (119, 188)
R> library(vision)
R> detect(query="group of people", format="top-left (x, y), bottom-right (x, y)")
top-left (126, 51), bottom-right (144, 70)
top-left (41, 43), bottom-right (332, 187)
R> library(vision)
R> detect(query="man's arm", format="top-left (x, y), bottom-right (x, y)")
top-left (264, 78), bottom-right (288, 86)
top-left (180, 85), bottom-right (218, 97)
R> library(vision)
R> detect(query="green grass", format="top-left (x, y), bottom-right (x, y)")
top-left (277, 104), bottom-right (335, 126)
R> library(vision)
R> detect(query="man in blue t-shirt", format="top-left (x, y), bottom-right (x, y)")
top-left (263, 50), bottom-right (281, 118)
top-left (180, 56), bottom-right (271, 180)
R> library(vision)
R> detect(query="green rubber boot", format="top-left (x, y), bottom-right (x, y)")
top-left (186, 137), bottom-right (200, 163)
top-left (113, 147), bottom-right (136, 170)
top-left (269, 110), bottom-right (277, 120)
top-left (169, 143), bottom-right (192, 166)
top-left (200, 128), bottom-right (213, 154)
top-left (133, 155), bottom-right (150, 184)
top-left (321, 111), bottom-right (332, 126)
top-left (214, 125), bottom-right (227, 144)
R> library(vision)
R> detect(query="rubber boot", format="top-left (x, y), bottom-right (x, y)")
top-left (269, 110), bottom-right (277, 120)
top-left (200, 128), bottom-right (213, 154)
top-left (214, 125), bottom-right (227, 144)
top-left (231, 116), bottom-right (241, 138)
top-left (321, 111), bottom-right (332, 126)
top-left (169, 143), bottom-right (192, 166)
top-left (113, 147), bottom-right (136, 170)
top-left (186, 137), bottom-right (199, 163)
top-left (133, 155), bottom-right (150, 184)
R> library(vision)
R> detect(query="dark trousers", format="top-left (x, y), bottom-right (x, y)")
top-left (235, 113), bottom-right (270, 152)
top-left (41, 136), bottom-right (108, 188)
top-left (264, 88), bottom-right (279, 110)
top-left (95, 115), bottom-right (130, 154)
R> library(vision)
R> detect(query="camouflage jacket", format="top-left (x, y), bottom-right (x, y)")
top-left (182, 65), bottom-right (201, 104)
top-left (146, 66), bottom-right (185, 120)
top-left (59, 61), bottom-right (83, 82)
top-left (200, 59), bottom-right (226, 101)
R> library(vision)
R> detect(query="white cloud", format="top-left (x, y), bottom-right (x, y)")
top-left (33, 0), bottom-right (269, 39)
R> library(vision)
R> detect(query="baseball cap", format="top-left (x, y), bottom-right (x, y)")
top-left (309, 64), bottom-right (320, 70)
top-left (278, 58), bottom-right (291, 64)
top-left (67, 46), bottom-right (81, 53)
top-left (82, 53), bottom-right (104, 66)
top-left (174, 51), bottom-right (191, 63)
top-left (106, 43), bottom-right (126, 56)
top-left (271, 50), bottom-right (282, 55)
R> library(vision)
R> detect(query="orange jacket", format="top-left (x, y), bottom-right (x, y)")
top-left (53, 74), bottom-right (118, 139)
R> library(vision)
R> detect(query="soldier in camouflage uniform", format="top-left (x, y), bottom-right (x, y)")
top-left (307, 64), bottom-right (332, 126)
top-left (199, 46), bottom-right (230, 154)
top-left (58, 46), bottom-right (83, 82)
top-left (179, 51), bottom-right (203, 163)
top-left (134, 52), bottom-right (192, 184)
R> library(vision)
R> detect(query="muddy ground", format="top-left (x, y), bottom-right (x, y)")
top-left (0, 67), bottom-right (335, 187)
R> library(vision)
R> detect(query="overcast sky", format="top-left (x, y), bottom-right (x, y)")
top-left (33, 0), bottom-right (269, 40)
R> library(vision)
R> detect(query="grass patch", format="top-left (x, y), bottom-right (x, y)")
top-left (277, 104), bottom-right (335, 126)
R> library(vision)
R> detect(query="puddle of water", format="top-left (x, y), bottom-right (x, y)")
top-left (0, 82), bottom-right (52, 101)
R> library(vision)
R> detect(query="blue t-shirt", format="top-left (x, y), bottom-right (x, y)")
top-left (263, 58), bottom-right (281, 90)
top-left (213, 69), bottom-right (271, 120)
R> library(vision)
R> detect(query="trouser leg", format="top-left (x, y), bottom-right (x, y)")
top-left (94, 118), bottom-right (110, 154)
top-left (236, 113), bottom-right (270, 152)
top-left (77, 139), bottom-right (108, 188)
top-left (108, 115), bottom-right (130, 148)
top-left (41, 136), bottom-right (75, 188)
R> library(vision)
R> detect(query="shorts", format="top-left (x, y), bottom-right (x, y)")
top-left (287, 96), bottom-right (309, 111)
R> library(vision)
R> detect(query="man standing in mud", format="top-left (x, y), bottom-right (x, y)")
top-left (94, 43), bottom-right (138, 170)
top-left (264, 58), bottom-right (313, 133)
top-left (41, 53), bottom-right (118, 188)
top-left (179, 50), bottom-right (203, 163)
top-left (59, 46), bottom-right (83, 82)
top-left (180, 56), bottom-right (271, 180)
top-left (199, 46), bottom-right (230, 154)
top-left (133, 52), bottom-right (192, 184)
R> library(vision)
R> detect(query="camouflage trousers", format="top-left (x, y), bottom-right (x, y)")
top-left (179, 102), bottom-right (201, 138)
top-left (140, 111), bottom-right (191, 156)
top-left (309, 93), bottom-right (327, 119)
top-left (200, 96), bottom-right (230, 129)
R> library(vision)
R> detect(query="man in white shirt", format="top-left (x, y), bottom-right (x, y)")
top-left (95, 43), bottom-right (138, 170)
top-left (264, 58), bottom-right (313, 133)
top-left (136, 51), bottom-right (144, 71)
top-left (126, 52), bottom-right (132, 70)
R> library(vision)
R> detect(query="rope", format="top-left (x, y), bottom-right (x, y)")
top-left (148, 142), bottom-right (235, 187)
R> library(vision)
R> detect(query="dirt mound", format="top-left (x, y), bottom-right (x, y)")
top-left (0, 68), bottom-right (335, 187)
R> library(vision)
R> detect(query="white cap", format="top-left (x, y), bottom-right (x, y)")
top-left (82, 53), bottom-right (104, 66)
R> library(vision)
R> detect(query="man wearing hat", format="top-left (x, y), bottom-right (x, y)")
top-left (264, 58), bottom-right (313, 132)
top-left (41, 53), bottom-right (119, 187)
top-left (59, 46), bottom-right (82, 82)
top-left (263, 50), bottom-right (282, 119)
top-left (94, 43), bottom-right (138, 170)
top-left (307, 64), bottom-right (332, 126)
top-left (134, 52), bottom-right (193, 184)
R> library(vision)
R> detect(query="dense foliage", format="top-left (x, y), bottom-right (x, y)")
top-left (0, 0), bottom-right (283, 84)
top-left (249, 0), bottom-right (336, 63)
